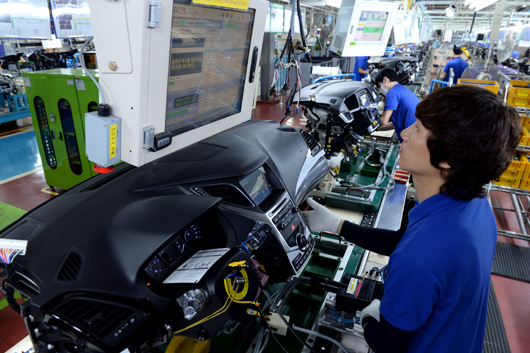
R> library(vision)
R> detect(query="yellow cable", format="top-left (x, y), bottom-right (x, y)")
top-left (173, 296), bottom-right (232, 335)
top-left (172, 267), bottom-right (260, 335)
top-left (223, 277), bottom-right (260, 305)
top-left (225, 269), bottom-right (249, 301)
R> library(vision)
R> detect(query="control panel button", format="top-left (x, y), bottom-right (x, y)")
top-left (296, 233), bottom-right (308, 250)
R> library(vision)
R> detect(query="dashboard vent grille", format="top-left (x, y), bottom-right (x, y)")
top-left (54, 299), bottom-right (138, 341)
top-left (271, 198), bottom-right (295, 232)
top-left (201, 184), bottom-right (252, 207)
top-left (300, 130), bottom-right (321, 156)
top-left (56, 250), bottom-right (83, 282)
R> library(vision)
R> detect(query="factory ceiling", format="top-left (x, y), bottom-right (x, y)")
top-left (298, 0), bottom-right (530, 32)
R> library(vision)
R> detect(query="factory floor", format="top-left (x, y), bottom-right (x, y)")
top-left (1, 95), bottom-right (530, 353)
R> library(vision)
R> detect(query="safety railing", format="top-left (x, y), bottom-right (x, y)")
top-left (429, 79), bottom-right (448, 94)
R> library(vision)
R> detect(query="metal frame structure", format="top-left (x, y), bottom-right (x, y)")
top-left (486, 105), bottom-right (530, 241)
top-left (487, 183), bottom-right (530, 241)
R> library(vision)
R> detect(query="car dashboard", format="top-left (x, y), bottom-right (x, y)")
top-left (0, 120), bottom-right (329, 353)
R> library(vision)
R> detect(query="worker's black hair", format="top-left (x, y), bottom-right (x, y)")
top-left (375, 67), bottom-right (399, 85)
top-left (416, 86), bottom-right (521, 200)
top-left (453, 46), bottom-right (463, 55)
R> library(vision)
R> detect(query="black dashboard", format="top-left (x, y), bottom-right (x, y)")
top-left (1, 121), bottom-right (329, 353)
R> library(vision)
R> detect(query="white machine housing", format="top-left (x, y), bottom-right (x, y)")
top-left (87, 0), bottom-right (267, 167)
top-left (329, 0), bottom-right (399, 57)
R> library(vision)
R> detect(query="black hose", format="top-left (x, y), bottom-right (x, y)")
top-left (296, 0), bottom-right (311, 62)
top-left (316, 36), bottom-right (324, 56)
top-left (276, 28), bottom-right (292, 69)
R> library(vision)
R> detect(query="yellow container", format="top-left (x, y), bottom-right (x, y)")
top-left (500, 169), bottom-right (524, 180)
top-left (508, 80), bottom-right (530, 100)
top-left (493, 176), bottom-right (521, 188)
top-left (457, 79), bottom-right (500, 95)
top-left (522, 172), bottom-right (530, 181)
top-left (520, 114), bottom-right (530, 127)
top-left (520, 180), bottom-right (530, 190)
top-left (520, 126), bottom-right (530, 146)
top-left (509, 96), bottom-right (528, 107)
top-left (506, 152), bottom-right (529, 172)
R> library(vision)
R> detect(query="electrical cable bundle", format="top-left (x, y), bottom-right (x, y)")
top-left (0, 248), bottom-right (23, 265)
top-left (273, 0), bottom-right (311, 123)
top-left (338, 146), bottom-right (396, 193)
top-left (0, 239), bottom-right (27, 265)
top-left (246, 260), bottom-right (349, 353)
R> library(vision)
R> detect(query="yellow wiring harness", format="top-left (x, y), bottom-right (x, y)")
top-left (173, 261), bottom-right (260, 335)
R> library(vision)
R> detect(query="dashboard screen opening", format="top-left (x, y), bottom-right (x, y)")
top-left (240, 166), bottom-right (273, 205)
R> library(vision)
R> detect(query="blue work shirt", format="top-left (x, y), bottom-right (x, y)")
top-left (383, 84), bottom-right (419, 142)
top-left (381, 193), bottom-right (496, 353)
top-left (353, 56), bottom-right (370, 81)
top-left (512, 50), bottom-right (521, 59)
top-left (443, 57), bottom-right (469, 84)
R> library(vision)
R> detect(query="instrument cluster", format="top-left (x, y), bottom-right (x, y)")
top-left (144, 223), bottom-right (206, 283)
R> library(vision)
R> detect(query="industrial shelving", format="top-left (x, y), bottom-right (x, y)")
top-left (486, 105), bottom-right (530, 241)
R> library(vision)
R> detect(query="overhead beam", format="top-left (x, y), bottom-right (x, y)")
top-left (418, 0), bottom-right (527, 5)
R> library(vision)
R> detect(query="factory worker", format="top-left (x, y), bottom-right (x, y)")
top-left (302, 85), bottom-right (521, 353)
top-left (353, 56), bottom-right (370, 81)
top-left (440, 46), bottom-right (469, 84)
top-left (375, 67), bottom-right (419, 143)
top-left (511, 50), bottom-right (521, 59)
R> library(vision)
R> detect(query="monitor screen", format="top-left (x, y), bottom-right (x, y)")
top-left (329, 0), bottom-right (398, 57)
top-left (240, 167), bottom-right (273, 205)
top-left (87, 0), bottom-right (267, 167)
top-left (165, 4), bottom-right (255, 135)
top-left (354, 11), bottom-right (389, 42)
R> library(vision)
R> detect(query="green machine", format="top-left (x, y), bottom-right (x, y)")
top-left (23, 69), bottom-right (101, 190)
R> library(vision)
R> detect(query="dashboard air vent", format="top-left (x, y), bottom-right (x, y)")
top-left (56, 250), bottom-right (83, 282)
top-left (54, 298), bottom-right (145, 344)
top-left (200, 184), bottom-right (253, 207)
top-left (271, 198), bottom-right (296, 232)
top-left (300, 130), bottom-right (321, 156)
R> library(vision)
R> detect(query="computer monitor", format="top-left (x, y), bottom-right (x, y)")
top-left (329, 0), bottom-right (398, 57)
top-left (87, 0), bottom-right (267, 167)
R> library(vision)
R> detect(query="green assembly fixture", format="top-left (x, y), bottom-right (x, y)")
top-left (23, 69), bottom-right (101, 190)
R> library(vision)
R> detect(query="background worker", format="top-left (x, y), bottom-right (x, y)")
top-left (511, 49), bottom-right (521, 59)
top-left (353, 56), bottom-right (370, 81)
top-left (375, 67), bottom-right (419, 142)
top-left (301, 85), bottom-right (522, 353)
top-left (440, 46), bottom-right (469, 84)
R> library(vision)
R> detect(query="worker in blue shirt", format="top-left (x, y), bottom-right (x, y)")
top-left (353, 56), bottom-right (370, 81)
top-left (301, 85), bottom-right (522, 353)
top-left (511, 50), bottom-right (521, 59)
top-left (374, 67), bottom-right (419, 142)
top-left (440, 46), bottom-right (469, 84)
